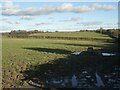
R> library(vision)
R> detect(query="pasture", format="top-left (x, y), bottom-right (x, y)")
top-left (2, 32), bottom-right (118, 88)
top-left (30, 32), bottom-right (112, 39)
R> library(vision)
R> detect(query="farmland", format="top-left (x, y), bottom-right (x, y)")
top-left (2, 32), bottom-right (119, 88)
top-left (30, 32), bottom-right (112, 39)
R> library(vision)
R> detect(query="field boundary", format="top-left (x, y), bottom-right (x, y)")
top-left (7, 35), bottom-right (113, 42)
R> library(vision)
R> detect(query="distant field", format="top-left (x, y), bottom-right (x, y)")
top-left (2, 32), bottom-right (116, 88)
top-left (30, 32), bottom-right (112, 39)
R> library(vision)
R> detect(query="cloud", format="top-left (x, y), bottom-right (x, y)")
top-left (48, 17), bottom-right (54, 20)
top-left (2, 2), bottom-right (117, 16)
top-left (62, 17), bottom-right (81, 22)
top-left (0, 26), bottom-right (13, 32)
top-left (35, 22), bottom-right (52, 26)
top-left (6, 20), bottom-right (14, 24)
top-left (92, 3), bottom-right (117, 11)
top-left (20, 16), bottom-right (33, 20)
top-left (2, 1), bottom-right (19, 10)
top-left (2, 15), bottom-right (20, 24)
top-left (2, 1), bottom-right (20, 16)
top-left (77, 21), bottom-right (103, 26)
top-left (15, 21), bottom-right (20, 24)
top-left (71, 17), bottom-right (81, 21)
top-left (4, 19), bottom-right (20, 24)
top-left (104, 22), bottom-right (118, 25)
top-left (2, 16), bottom-right (9, 21)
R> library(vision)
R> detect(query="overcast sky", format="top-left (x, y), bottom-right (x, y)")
top-left (0, 1), bottom-right (118, 32)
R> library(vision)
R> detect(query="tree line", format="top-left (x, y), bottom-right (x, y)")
top-left (2, 28), bottom-right (119, 42)
top-left (2, 30), bottom-right (44, 36)
top-left (95, 28), bottom-right (119, 42)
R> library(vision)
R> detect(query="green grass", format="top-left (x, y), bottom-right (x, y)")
top-left (2, 32), bottom-right (115, 88)
top-left (30, 32), bottom-right (112, 39)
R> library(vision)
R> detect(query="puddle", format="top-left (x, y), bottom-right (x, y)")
top-left (102, 53), bottom-right (116, 56)
top-left (71, 52), bottom-right (117, 56)
top-left (28, 67), bottom-right (120, 88)
top-left (71, 75), bottom-right (78, 87)
top-left (71, 52), bottom-right (81, 55)
top-left (95, 73), bottom-right (105, 87)
top-left (28, 71), bottom-right (96, 88)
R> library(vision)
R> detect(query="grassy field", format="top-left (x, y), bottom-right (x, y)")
top-left (2, 32), bottom-right (118, 88)
top-left (30, 32), bottom-right (112, 39)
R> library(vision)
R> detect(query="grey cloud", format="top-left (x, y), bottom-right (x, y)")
top-left (77, 21), bottom-right (103, 26)
top-left (35, 22), bottom-right (52, 26)
top-left (15, 21), bottom-right (20, 24)
top-left (63, 17), bottom-right (81, 22)
top-left (5, 20), bottom-right (20, 24)
top-left (2, 3), bottom-right (117, 16)
top-left (20, 16), bottom-right (33, 20)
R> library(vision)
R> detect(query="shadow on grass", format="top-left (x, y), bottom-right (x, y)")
top-left (22, 44), bottom-right (119, 88)
top-left (24, 47), bottom-right (71, 54)
top-left (52, 42), bottom-right (119, 53)
top-left (52, 43), bottom-right (108, 48)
